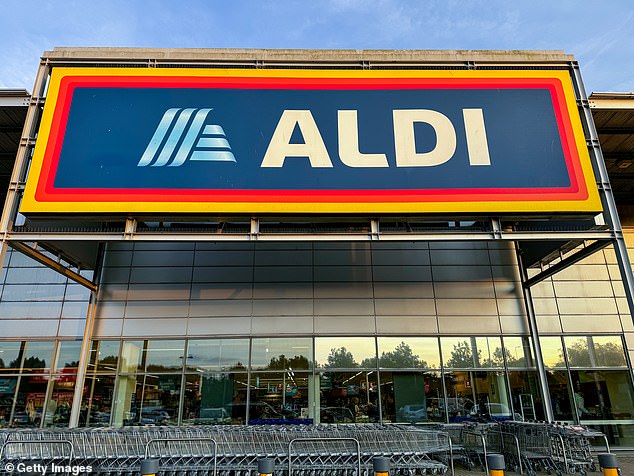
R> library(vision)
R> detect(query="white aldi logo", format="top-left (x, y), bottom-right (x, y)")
top-left (138, 108), bottom-right (236, 167)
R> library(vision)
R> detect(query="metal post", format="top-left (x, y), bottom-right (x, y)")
top-left (515, 243), bottom-right (554, 422)
top-left (258, 457), bottom-right (275, 475)
top-left (598, 453), bottom-right (619, 476)
top-left (486, 454), bottom-right (505, 476)
top-left (373, 456), bottom-right (390, 475)
top-left (139, 458), bottom-right (159, 476)
top-left (69, 243), bottom-right (104, 428)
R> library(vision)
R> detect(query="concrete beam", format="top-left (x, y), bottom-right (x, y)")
top-left (43, 47), bottom-right (575, 65)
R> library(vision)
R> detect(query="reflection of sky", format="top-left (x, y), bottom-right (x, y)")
top-left (540, 337), bottom-right (565, 368)
top-left (186, 339), bottom-right (249, 369)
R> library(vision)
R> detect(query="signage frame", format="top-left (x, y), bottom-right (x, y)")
top-left (20, 67), bottom-right (602, 215)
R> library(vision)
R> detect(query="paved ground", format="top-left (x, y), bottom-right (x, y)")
top-left (450, 454), bottom-right (631, 475)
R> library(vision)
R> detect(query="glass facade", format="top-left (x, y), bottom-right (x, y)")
top-left (0, 239), bottom-right (633, 447)
top-left (2, 334), bottom-right (629, 432)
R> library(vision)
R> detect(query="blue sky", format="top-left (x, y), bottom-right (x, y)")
top-left (0, 0), bottom-right (632, 93)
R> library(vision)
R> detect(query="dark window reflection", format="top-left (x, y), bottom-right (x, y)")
top-left (0, 377), bottom-right (18, 427)
top-left (82, 375), bottom-right (115, 427)
top-left (182, 373), bottom-right (248, 425)
top-left (507, 371), bottom-right (544, 421)
top-left (380, 371), bottom-right (443, 423)
top-left (250, 372), bottom-right (311, 423)
top-left (571, 370), bottom-right (634, 421)
top-left (444, 370), bottom-right (512, 422)
top-left (546, 370), bottom-right (574, 421)
top-left (319, 371), bottom-right (378, 423)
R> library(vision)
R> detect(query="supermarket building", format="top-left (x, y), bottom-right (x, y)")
top-left (1, 48), bottom-right (634, 445)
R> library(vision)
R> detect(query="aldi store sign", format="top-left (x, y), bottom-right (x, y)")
top-left (21, 68), bottom-right (601, 214)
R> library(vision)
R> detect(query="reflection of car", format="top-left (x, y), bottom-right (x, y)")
top-left (471, 403), bottom-right (523, 421)
top-left (140, 409), bottom-right (170, 424)
top-left (397, 404), bottom-right (427, 422)
top-left (197, 407), bottom-right (231, 424)
top-left (320, 407), bottom-right (355, 423)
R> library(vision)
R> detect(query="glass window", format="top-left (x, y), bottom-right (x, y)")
top-left (119, 341), bottom-right (143, 373)
top-left (249, 372), bottom-right (312, 423)
top-left (380, 371), bottom-right (443, 423)
top-left (377, 337), bottom-right (440, 369)
top-left (55, 341), bottom-right (82, 372)
top-left (145, 340), bottom-right (185, 372)
top-left (444, 370), bottom-right (511, 422)
top-left (22, 341), bottom-right (55, 372)
top-left (507, 371), bottom-right (545, 421)
top-left (251, 338), bottom-right (312, 371)
top-left (318, 371), bottom-right (378, 424)
top-left (576, 336), bottom-right (627, 368)
top-left (0, 377), bottom-right (18, 427)
top-left (88, 340), bottom-right (120, 373)
top-left (441, 337), bottom-right (503, 369)
top-left (42, 374), bottom-right (76, 428)
top-left (0, 342), bottom-right (23, 372)
top-left (139, 374), bottom-right (181, 425)
top-left (546, 370), bottom-right (575, 421)
top-left (182, 372), bottom-right (248, 425)
top-left (571, 370), bottom-right (634, 422)
top-left (82, 375), bottom-right (116, 427)
top-left (315, 337), bottom-right (376, 369)
top-left (540, 337), bottom-right (566, 368)
top-left (11, 374), bottom-right (50, 427)
top-left (503, 337), bottom-right (535, 368)
top-left (1, 284), bottom-right (66, 301)
top-left (592, 336), bottom-right (627, 367)
top-left (186, 339), bottom-right (248, 372)
top-left (111, 374), bottom-right (143, 427)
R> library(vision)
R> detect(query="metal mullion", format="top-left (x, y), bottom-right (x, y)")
top-left (515, 242), bottom-right (554, 421)
top-left (39, 340), bottom-right (61, 429)
top-left (68, 243), bottom-right (104, 428)
top-left (438, 338), bottom-right (450, 423)
top-left (177, 340), bottom-right (188, 426)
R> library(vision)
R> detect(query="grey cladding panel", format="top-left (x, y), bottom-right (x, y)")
top-left (131, 267), bottom-right (193, 284)
top-left (371, 250), bottom-right (430, 266)
top-left (254, 266), bottom-right (313, 282)
top-left (430, 250), bottom-right (490, 266)
top-left (132, 250), bottom-right (194, 267)
top-left (194, 267), bottom-right (253, 283)
top-left (194, 250), bottom-right (254, 266)
top-left (372, 266), bottom-right (431, 282)
top-left (314, 250), bottom-right (371, 266)
top-left (255, 250), bottom-right (312, 266)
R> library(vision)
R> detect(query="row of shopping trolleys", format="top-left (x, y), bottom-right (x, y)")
top-left (441, 420), bottom-right (610, 476)
top-left (0, 424), bottom-right (450, 475)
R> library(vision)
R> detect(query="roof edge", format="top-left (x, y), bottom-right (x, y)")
top-left (42, 47), bottom-right (575, 64)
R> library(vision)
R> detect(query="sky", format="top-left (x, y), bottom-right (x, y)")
top-left (0, 0), bottom-right (632, 93)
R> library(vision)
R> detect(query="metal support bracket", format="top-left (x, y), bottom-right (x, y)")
top-left (523, 240), bottom-right (611, 288)
top-left (250, 217), bottom-right (260, 240)
top-left (124, 217), bottom-right (137, 240)
top-left (8, 241), bottom-right (97, 292)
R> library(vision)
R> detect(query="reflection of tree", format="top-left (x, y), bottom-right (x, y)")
top-left (267, 354), bottom-right (309, 370)
top-left (373, 342), bottom-right (428, 368)
top-left (11, 356), bottom-right (45, 369)
top-left (565, 341), bottom-right (626, 367)
top-left (445, 341), bottom-right (479, 368)
top-left (326, 347), bottom-right (358, 368)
